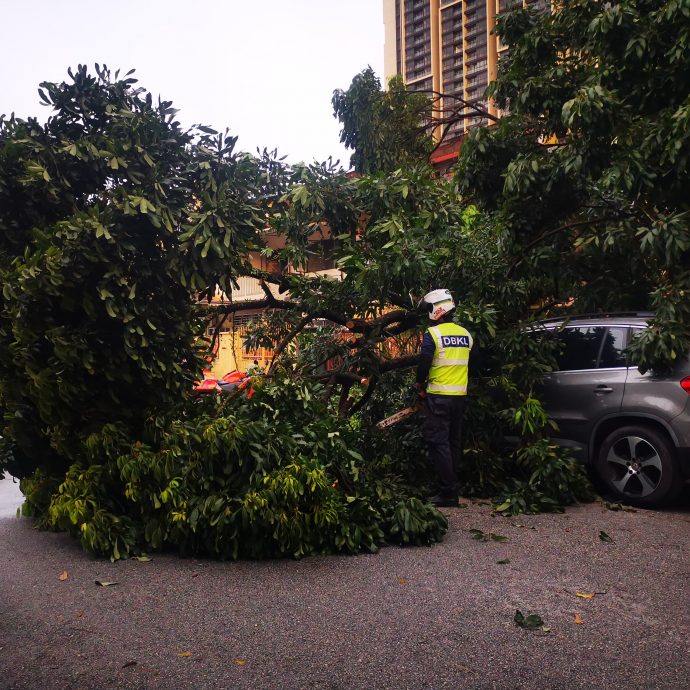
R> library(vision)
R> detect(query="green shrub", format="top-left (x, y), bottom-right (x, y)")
top-left (20, 372), bottom-right (447, 560)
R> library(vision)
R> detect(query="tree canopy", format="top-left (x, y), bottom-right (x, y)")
top-left (456, 0), bottom-right (690, 371)
top-left (332, 67), bottom-right (434, 174)
top-left (0, 67), bottom-right (454, 558)
top-left (0, 65), bottom-right (273, 480)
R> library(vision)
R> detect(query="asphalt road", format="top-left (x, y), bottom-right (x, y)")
top-left (1, 477), bottom-right (688, 690)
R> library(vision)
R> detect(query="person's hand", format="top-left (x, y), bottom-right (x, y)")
top-left (416, 382), bottom-right (427, 399)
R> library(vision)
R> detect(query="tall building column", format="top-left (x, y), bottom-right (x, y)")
top-left (486, 0), bottom-right (499, 118)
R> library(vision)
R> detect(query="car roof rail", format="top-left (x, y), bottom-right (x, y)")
top-left (537, 311), bottom-right (655, 323)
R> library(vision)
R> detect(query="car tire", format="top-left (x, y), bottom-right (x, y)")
top-left (596, 425), bottom-right (682, 508)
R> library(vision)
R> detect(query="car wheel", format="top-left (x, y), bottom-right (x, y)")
top-left (596, 425), bottom-right (682, 508)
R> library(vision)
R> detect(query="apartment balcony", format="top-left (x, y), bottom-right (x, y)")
top-left (465, 23), bottom-right (487, 40)
top-left (464, 14), bottom-right (487, 30)
top-left (465, 51), bottom-right (488, 66)
top-left (406, 57), bottom-right (432, 70)
top-left (442, 32), bottom-right (462, 45)
top-left (441, 54), bottom-right (464, 69)
top-left (466, 88), bottom-right (487, 101)
top-left (406, 21), bottom-right (431, 35)
top-left (443, 68), bottom-right (464, 82)
top-left (466, 65), bottom-right (488, 80)
top-left (466, 77), bottom-right (486, 89)
top-left (407, 33), bottom-right (431, 49)
top-left (465, 37), bottom-right (485, 50)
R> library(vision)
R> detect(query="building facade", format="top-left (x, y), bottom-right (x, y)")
top-left (383, 0), bottom-right (549, 153)
top-left (203, 234), bottom-right (343, 378)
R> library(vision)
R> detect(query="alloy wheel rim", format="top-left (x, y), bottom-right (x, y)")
top-left (605, 435), bottom-right (662, 498)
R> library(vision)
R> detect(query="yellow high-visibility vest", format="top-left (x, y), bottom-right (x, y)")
top-left (426, 322), bottom-right (473, 396)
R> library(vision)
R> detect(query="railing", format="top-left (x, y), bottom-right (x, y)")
top-left (228, 276), bottom-right (265, 302)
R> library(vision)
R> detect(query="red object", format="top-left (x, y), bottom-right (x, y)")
top-left (193, 378), bottom-right (220, 392)
top-left (681, 376), bottom-right (690, 393)
top-left (431, 151), bottom-right (459, 164)
top-left (193, 369), bottom-right (254, 396)
top-left (222, 370), bottom-right (246, 383)
top-left (193, 369), bottom-right (221, 392)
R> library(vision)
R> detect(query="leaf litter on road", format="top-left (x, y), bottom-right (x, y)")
top-left (58, 570), bottom-right (69, 581)
top-left (470, 528), bottom-right (509, 542)
top-left (599, 530), bottom-right (614, 543)
top-left (604, 502), bottom-right (637, 513)
top-left (514, 610), bottom-right (544, 629)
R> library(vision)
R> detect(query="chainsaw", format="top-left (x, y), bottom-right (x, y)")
top-left (375, 391), bottom-right (424, 430)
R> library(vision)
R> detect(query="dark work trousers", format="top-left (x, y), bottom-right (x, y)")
top-left (423, 394), bottom-right (467, 498)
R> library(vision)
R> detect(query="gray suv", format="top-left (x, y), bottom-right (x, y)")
top-left (535, 313), bottom-right (690, 507)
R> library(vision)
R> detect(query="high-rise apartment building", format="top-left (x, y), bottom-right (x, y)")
top-left (383, 0), bottom-right (549, 152)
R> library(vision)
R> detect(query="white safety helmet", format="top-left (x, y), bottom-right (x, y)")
top-left (418, 289), bottom-right (456, 321)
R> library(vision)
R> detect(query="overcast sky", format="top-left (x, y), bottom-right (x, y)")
top-left (0, 0), bottom-right (385, 167)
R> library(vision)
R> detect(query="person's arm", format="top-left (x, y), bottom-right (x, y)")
top-left (416, 332), bottom-right (435, 395)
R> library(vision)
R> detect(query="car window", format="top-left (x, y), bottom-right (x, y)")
top-left (625, 326), bottom-right (646, 367)
top-left (598, 327), bottom-right (628, 368)
top-left (554, 327), bottom-right (605, 371)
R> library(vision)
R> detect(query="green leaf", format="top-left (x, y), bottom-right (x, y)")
top-left (599, 530), bottom-right (614, 543)
top-left (200, 238), bottom-right (211, 259)
top-left (489, 533), bottom-right (508, 543)
top-left (514, 609), bottom-right (544, 629)
top-left (470, 528), bottom-right (508, 543)
top-left (604, 502), bottom-right (636, 513)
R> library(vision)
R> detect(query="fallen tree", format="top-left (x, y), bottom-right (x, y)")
top-left (0, 67), bottom-right (457, 559)
top-left (18, 37), bottom-right (690, 558)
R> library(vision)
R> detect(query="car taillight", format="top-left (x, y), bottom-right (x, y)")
top-left (681, 376), bottom-right (690, 393)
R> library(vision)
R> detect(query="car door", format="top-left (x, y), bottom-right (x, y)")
top-left (622, 326), bottom-right (690, 422)
top-left (540, 326), bottom-right (628, 458)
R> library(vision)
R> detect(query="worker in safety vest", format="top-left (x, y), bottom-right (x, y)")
top-left (416, 289), bottom-right (473, 507)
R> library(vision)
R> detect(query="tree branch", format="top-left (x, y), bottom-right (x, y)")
top-left (425, 90), bottom-right (500, 123)
top-left (337, 380), bottom-right (354, 417)
top-left (347, 376), bottom-right (378, 417)
top-left (197, 297), bottom-right (287, 315)
top-left (268, 313), bottom-right (314, 373)
top-left (345, 309), bottom-right (412, 333)
top-left (208, 311), bottom-right (230, 354)
top-left (378, 354), bottom-right (420, 373)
